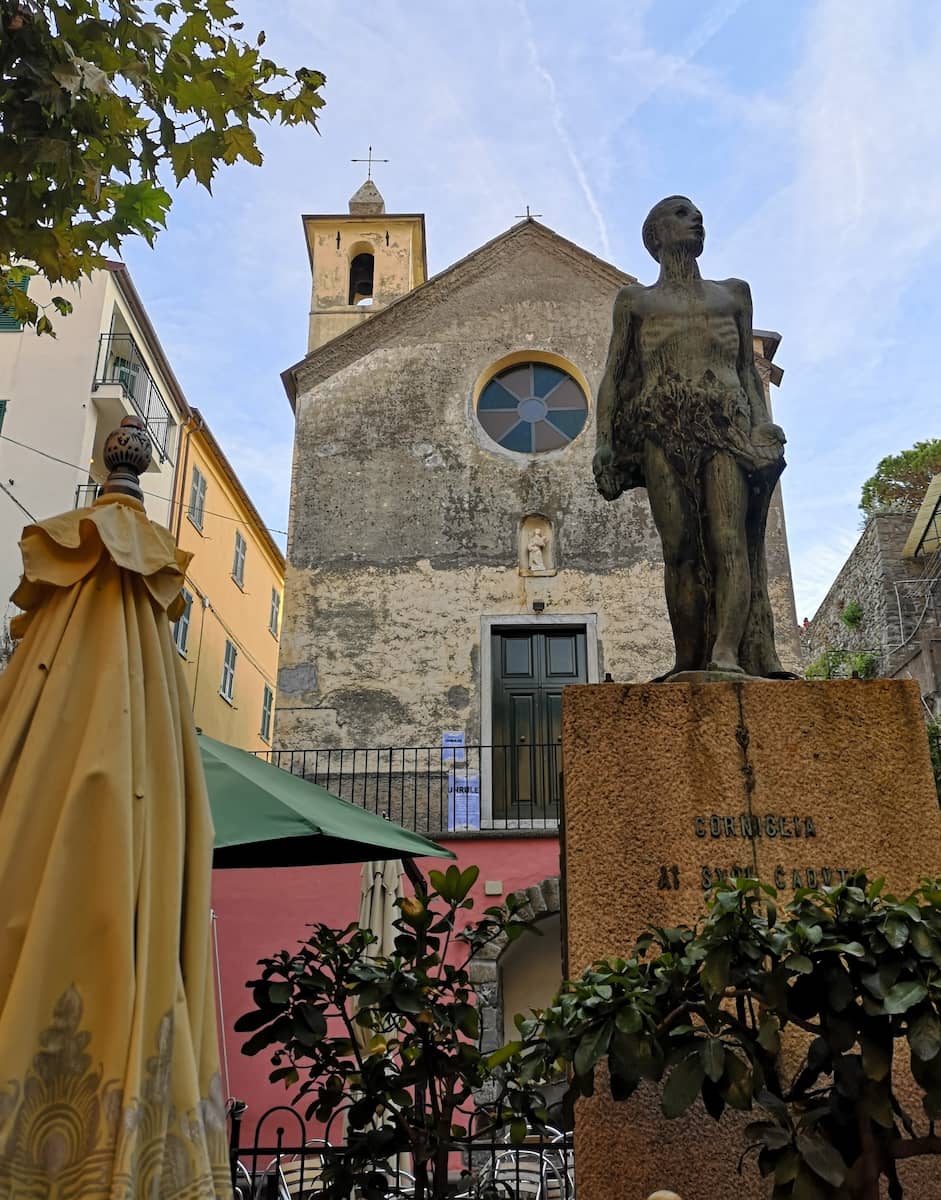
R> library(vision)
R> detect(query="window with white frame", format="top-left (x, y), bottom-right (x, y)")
top-left (260, 683), bottom-right (273, 741)
top-left (232, 529), bottom-right (247, 587)
top-left (188, 466), bottom-right (207, 530)
top-left (269, 587), bottom-right (280, 637)
top-left (172, 588), bottom-right (193, 655)
top-left (220, 639), bottom-right (237, 702)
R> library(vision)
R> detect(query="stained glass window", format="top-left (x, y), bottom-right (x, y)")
top-left (477, 362), bottom-right (587, 454)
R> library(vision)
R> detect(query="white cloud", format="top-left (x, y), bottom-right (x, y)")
top-left (517, 0), bottom-right (612, 257)
top-left (726, 0), bottom-right (941, 365)
top-left (791, 524), bottom-right (861, 620)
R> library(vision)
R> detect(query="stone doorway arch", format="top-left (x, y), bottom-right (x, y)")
top-left (469, 875), bottom-right (562, 1060)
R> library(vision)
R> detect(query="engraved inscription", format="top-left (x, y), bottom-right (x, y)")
top-left (657, 865), bottom-right (681, 891)
top-left (693, 814), bottom-right (817, 839)
top-left (700, 865), bottom-right (851, 892)
top-left (674, 813), bottom-right (844, 894)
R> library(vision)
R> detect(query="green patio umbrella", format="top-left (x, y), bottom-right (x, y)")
top-left (200, 733), bottom-right (454, 867)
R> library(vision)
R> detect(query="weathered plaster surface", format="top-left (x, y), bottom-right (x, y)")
top-left (804, 516), bottom-right (907, 662)
top-left (278, 225), bottom-right (800, 748)
top-left (276, 560), bottom-right (675, 747)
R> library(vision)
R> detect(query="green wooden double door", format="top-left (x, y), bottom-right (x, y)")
top-left (491, 627), bottom-right (587, 821)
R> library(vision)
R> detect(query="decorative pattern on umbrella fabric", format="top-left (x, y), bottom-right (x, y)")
top-left (0, 989), bottom-right (228, 1199)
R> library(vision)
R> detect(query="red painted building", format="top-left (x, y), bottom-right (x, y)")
top-left (213, 837), bottom-right (562, 1131)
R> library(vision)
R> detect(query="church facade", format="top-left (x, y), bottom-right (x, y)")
top-left (276, 182), bottom-right (800, 764)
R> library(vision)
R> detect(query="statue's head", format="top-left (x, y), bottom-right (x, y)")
top-left (642, 196), bottom-right (704, 262)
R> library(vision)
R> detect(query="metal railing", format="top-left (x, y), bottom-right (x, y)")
top-left (93, 332), bottom-right (177, 463)
top-left (258, 745), bottom-right (563, 835)
top-left (74, 482), bottom-right (101, 508)
top-left (228, 1102), bottom-right (574, 1200)
top-left (891, 547), bottom-right (941, 648)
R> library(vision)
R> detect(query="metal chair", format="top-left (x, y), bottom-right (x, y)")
top-left (249, 1158), bottom-right (292, 1200)
top-left (476, 1148), bottom-right (569, 1200)
top-left (232, 1159), bottom-right (255, 1200)
top-left (271, 1138), bottom-right (332, 1199)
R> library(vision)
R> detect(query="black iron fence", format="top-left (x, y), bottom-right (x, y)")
top-left (256, 745), bottom-right (563, 836)
top-left (228, 1102), bottom-right (574, 1200)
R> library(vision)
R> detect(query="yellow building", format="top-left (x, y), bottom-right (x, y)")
top-left (170, 408), bottom-right (284, 751)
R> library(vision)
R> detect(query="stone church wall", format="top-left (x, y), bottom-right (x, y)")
top-left (278, 232), bottom-right (801, 750)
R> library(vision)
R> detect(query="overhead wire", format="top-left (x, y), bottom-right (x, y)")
top-left (2, 430), bottom-right (282, 692)
top-left (0, 479), bottom-right (35, 521)
top-left (0, 432), bottom-right (288, 537)
top-left (183, 575), bottom-right (277, 687)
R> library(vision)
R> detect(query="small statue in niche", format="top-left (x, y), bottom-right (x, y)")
top-left (519, 516), bottom-right (554, 575)
top-left (527, 528), bottom-right (548, 572)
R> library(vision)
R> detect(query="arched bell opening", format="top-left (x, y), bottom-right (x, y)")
top-left (348, 252), bottom-right (375, 306)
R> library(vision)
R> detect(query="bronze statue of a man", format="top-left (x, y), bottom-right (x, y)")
top-left (593, 196), bottom-right (789, 677)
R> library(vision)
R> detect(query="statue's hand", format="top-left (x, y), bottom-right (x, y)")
top-left (754, 421), bottom-right (786, 446)
top-left (749, 421), bottom-right (786, 467)
top-left (593, 442), bottom-right (624, 501)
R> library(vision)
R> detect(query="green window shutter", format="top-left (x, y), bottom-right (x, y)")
top-left (0, 276), bottom-right (29, 332)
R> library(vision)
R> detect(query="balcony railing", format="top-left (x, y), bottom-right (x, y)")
top-left (258, 745), bottom-right (563, 835)
top-left (74, 483), bottom-right (101, 508)
top-left (93, 333), bottom-right (177, 463)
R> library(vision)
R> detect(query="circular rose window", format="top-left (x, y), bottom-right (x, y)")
top-left (477, 362), bottom-right (588, 454)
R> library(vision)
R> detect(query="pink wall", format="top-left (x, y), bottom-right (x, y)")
top-left (212, 837), bottom-right (560, 1136)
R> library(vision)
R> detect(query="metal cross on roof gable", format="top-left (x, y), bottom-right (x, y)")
top-left (515, 205), bottom-right (542, 220)
top-left (351, 146), bottom-right (389, 180)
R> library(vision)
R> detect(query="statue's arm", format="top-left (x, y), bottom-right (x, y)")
top-left (596, 286), bottom-right (635, 449)
top-left (593, 286), bottom-right (639, 500)
top-left (730, 278), bottom-right (774, 427)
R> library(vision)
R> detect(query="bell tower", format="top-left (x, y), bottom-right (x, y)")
top-left (302, 175), bottom-right (427, 352)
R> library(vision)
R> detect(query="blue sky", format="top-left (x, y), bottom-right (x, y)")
top-left (122, 0), bottom-right (941, 619)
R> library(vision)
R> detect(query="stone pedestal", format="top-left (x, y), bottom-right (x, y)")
top-left (561, 679), bottom-right (941, 1200)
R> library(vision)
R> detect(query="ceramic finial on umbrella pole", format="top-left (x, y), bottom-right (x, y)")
top-left (100, 415), bottom-right (152, 503)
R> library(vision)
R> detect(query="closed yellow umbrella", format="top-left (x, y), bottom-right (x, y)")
top-left (0, 418), bottom-right (229, 1198)
top-left (358, 860), bottom-right (405, 959)
top-left (351, 859), bottom-right (410, 1180)
top-left (352, 858), bottom-right (405, 1057)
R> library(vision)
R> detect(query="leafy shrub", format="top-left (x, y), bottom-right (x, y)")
top-left (237, 865), bottom-right (538, 1200)
top-left (507, 875), bottom-right (941, 1200)
top-left (840, 600), bottom-right (863, 630)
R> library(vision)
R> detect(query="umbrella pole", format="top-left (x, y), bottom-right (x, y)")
top-left (211, 909), bottom-right (232, 1100)
top-left (401, 855), bottom-right (427, 897)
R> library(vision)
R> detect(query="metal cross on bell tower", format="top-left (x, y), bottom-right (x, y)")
top-left (351, 145), bottom-right (389, 180)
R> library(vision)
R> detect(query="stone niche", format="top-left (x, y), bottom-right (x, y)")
top-left (518, 514), bottom-right (556, 577)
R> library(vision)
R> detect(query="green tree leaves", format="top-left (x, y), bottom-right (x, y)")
top-left (661, 1053), bottom-right (704, 1118)
top-left (0, 1), bottom-right (325, 332)
top-left (859, 438), bottom-right (941, 519)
